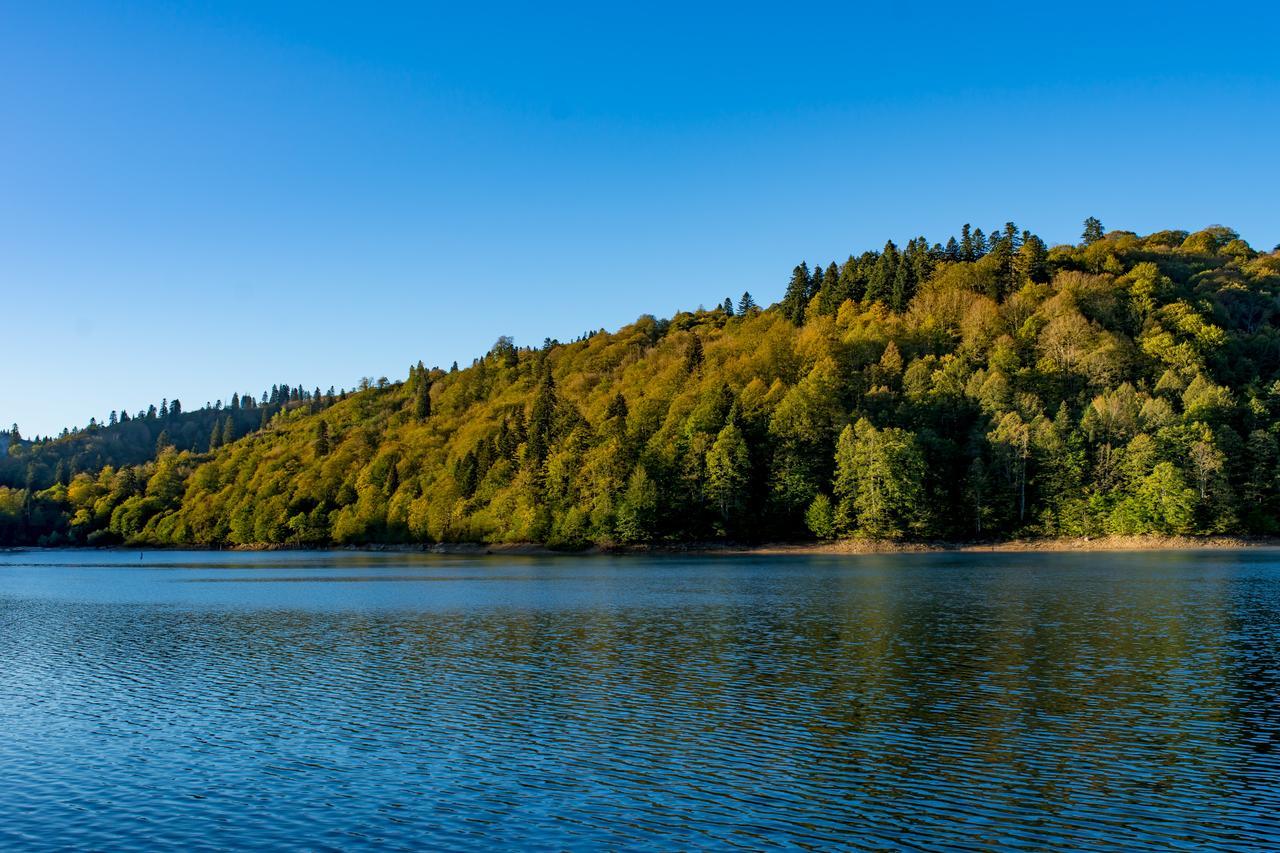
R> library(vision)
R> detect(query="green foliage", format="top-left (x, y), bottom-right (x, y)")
top-left (4, 221), bottom-right (1280, 548)
top-left (833, 419), bottom-right (928, 539)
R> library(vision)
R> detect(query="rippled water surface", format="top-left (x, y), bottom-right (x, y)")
top-left (1, 550), bottom-right (1278, 850)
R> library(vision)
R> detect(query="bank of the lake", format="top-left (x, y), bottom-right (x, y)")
top-left (8, 533), bottom-right (1280, 557)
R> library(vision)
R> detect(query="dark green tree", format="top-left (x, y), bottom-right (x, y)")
top-left (780, 263), bottom-right (811, 325)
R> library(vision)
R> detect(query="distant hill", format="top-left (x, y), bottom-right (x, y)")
top-left (5, 220), bottom-right (1280, 548)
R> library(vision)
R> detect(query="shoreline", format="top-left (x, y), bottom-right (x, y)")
top-left (5, 535), bottom-right (1280, 556)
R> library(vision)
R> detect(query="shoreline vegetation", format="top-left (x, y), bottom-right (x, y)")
top-left (5, 535), bottom-right (1279, 556)
top-left (6, 219), bottom-right (1280, 551)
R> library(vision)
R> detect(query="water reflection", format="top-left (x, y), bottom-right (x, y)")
top-left (0, 551), bottom-right (1277, 849)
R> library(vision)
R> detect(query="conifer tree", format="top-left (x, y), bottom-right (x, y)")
top-left (414, 378), bottom-right (432, 420)
top-left (314, 420), bottom-right (330, 457)
top-left (1082, 216), bottom-right (1105, 245)
top-left (684, 333), bottom-right (704, 373)
top-left (1016, 235), bottom-right (1049, 283)
top-left (959, 224), bottom-right (975, 261)
top-left (971, 228), bottom-right (987, 257)
top-left (780, 263), bottom-right (811, 325)
top-left (865, 241), bottom-right (899, 305)
top-left (526, 371), bottom-right (557, 465)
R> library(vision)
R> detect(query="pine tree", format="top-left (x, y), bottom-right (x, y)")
top-left (526, 371), bottom-right (557, 465)
top-left (865, 241), bottom-right (899, 305)
top-left (839, 255), bottom-right (865, 305)
top-left (890, 256), bottom-right (913, 311)
top-left (414, 378), bottom-right (432, 420)
top-left (1016, 235), bottom-right (1049, 283)
top-left (605, 392), bottom-right (629, 423)
top-left (208, 422), bottom-right (222, 451)
top-left (722, 297), bottom-right (734, 316)
top-left (959, 224), bottom-right (975, 261)
top-left (314, 420), bottom-right (331, 457)
top-left (737, 291), bottom-right (757, 315)
top-left (780, 263), bottom-right (811, 325)
top-left (684, 333), bottom-right (704, 373)
top-left (1082, 216), bottom-right (1105, 245)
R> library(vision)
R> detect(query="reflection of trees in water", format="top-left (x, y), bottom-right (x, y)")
top-left (7, 553), bottom-right (1276, 846)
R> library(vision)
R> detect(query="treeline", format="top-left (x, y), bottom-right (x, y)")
top-left (0, 384), bottom-right (348, 492)
top-left (4, 219), bottom-right (1280, 548)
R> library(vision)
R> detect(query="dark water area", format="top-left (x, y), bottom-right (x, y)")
top-left (1, 550), bottom-right (1278, 850)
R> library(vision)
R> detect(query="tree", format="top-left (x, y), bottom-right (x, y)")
top-left (683, 333), bottom-right (704, 373)
top-left (221, 415), bottom-right (236, 446)
top-left (615, 465), bottom-right (658, 543)
top-left (526, 372), bottom-right (557, 464)
top-left (705, 422), bottom-right (751, 529)
top-left (1015, 234), bottom-right (1049, 283)
top-left (989, 412), bottom-right (1032, 524)
top-left (959, 224), bottom-right (975, 261)
top-left (738, 292), bottom-right (757, 315)
top-left (781, 263), bottom-right (811, 324)
top-left (314, 421), bottom-right (331, 457)
top-left (1082, 216), bottom-right (1105, 245)
top-left (805, 493), bottom-right (835, 539)
top-left (414, 378), bottom-right (432, 420)
top-left (833, 419), bottom-right (928, 539)
top-left (865, 241), bottom-right (899, 305)
top-left (1111, 462), bottom-right (1196, 535)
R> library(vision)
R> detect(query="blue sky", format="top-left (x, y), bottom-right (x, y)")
top-left (4, 2), bottom-right (1278, 436)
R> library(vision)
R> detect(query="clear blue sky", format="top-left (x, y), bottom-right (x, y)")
top-left (4, 2), bottom-right (1278, 437)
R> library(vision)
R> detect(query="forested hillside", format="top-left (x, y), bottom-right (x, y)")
top-left (5, 220), bottom-right (1280, 548)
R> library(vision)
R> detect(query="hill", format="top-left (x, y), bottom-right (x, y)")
top-left (4, 220), bottom-right (1280, 548)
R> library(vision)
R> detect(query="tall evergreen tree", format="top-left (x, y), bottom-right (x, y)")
top-left (865, 241), bottom-right (899, 305)
top-left (414, 378), bottom-right (432, 420)
top-left (780, 263), bottom-right (811, 325)
top-left (959, 224), bottom-right (975, 261)
top-left (314, 420), bottom-right (331, 457)
top-left (684, 333), bottom-right (704, 373)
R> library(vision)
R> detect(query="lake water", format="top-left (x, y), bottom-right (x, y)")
top-left (1, 550), bottom-right (1277, 850)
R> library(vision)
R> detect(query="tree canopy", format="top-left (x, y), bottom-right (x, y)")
top-left (5, 220), bottom-right (1280, 548)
